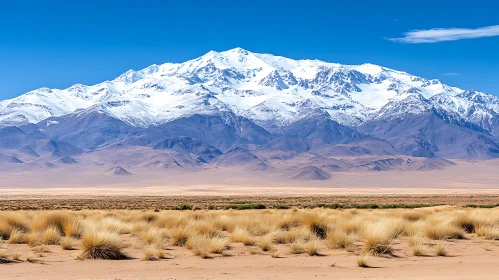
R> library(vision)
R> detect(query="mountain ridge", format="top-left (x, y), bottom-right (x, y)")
top-left (2, 48), bottom-right (498, 134)
top-left (0, 48), bottom-right (498, 177)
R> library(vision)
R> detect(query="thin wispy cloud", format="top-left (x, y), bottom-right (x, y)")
top-left (442, 72), bottom-right (461, 77)
top-left (389, 25), bottom-right (499, 43)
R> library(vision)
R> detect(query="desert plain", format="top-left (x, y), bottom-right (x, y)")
top-left (1, 159), bottom-right (499, 280)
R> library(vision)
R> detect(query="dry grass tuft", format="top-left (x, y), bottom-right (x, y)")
top-left (170, 227), bottom-right (189, 247)
top-left (142, 247), bottom-right (160, 261)
top-left (435, 242), bottom-right (447, 256)
top-left (289, 243), bottom-right (305, 254)
top-left (31, 212), bottom-right (81, 238)
top-left (60, 237), bottom-right (77, 250)
top-left (303, 213), bottom-right (328, 239)
top-left (79, 229), bottom-right (128, 260)
top-left (357, 255), bottom-right (370, 268)
top-left (424, 220), bottom-right (465, 240)
top-left (270, 249), bottom-right (280, 258)
top-left (230, 227), bottom-right (255, 246)
top-left (39, 227), bottom-right (61, 245)
top-left (326, 229), bottom-right (354, 250)
top-left (475, 225), bottom-right (499, 240)
top-left (25, 255), bottom-right (42, 263)
top-left (304, 237), bottom-right (322, 256)
top-left (8, 229), bottom-right (27, 244)
top-left (257, 235), bottom-right (274, 252)
top-left (11, 253), bottom-right (21, 261)
top-left (412, 245), bottom-right (425, 256)
top-left (0, 249), bottom-right (13, 264)
top-left (187, 235), bottom-right (228, 258)
top-left (362, 223), bottom-right (395, 256)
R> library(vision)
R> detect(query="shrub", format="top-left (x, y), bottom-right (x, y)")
top-left (225, 204), bottom-right (266, 210)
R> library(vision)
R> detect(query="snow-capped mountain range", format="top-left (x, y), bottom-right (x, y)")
top-left (2, 47), bottom-right (499, 133)
top-left (1, 47), bottom-right (499, 174)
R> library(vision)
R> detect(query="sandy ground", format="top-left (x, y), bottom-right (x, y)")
top-left (1, 159), bottom-right (499, 196)
top-left (2, 236), bottom-right (499, 280)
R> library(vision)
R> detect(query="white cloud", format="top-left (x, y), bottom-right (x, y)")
top-left (442, 72), bottom-right (461, 77)
top-left (388, 25), bottom-right (499, 43)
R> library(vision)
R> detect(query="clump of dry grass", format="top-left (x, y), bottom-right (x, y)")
top-left (79, 229), bottom-right (128, 260)
top-left (32, 245), bottom-right (50, 254)
top-left (11, 253), bottom-right (20, 261)
top-left (270, 249), bottom-right (280, 258)
top-left (303, 213), bottom-right (329, 239)
top-left (31, 212), bottom-right (81, 238)
top-left (289, 243), bottom-right (305, 254)
top-left (0, 249), bottom-right (13, 264)
top-left (452, 213), bottom-right (477, 233)
top-left (270, 228), bottom-right (309, 244)
top-left (100, 218), bottom-right (133, 234)
top-left (26, 233), bottom-right (40, 247)
top-left (257, 235), bottom-right (274, 252)
top-left (187, 235), bottom-right (228, 258)
top-left (142, 247), bottom-right (160, 261)
top-left (435, 242), bottom-right (447, 256)
top-left (170, 227), bottom-right (189, 247)
top-left (140, 228), bottom-right (169, 245)
top-left (8, 229), bottom-right (27, 244)
top-left (25, 255), bottom-right (42, 263)
top-left (361, 219), bottom-right (404, 256)
top-left (0, 213), bottom-right (28, 240)
top-left (326, 229), bottom-right (355, 251)
top-left (424, 219), bottom-right (465, 240)
top-left (304, 237), bottom-right (322, 256)
top-left (475, 225), bottom-right (499, 240)
top-left (60, 237), bottom-right (77, 250)
top-left (408, 235), bottom-right (427, 256)
top-left (412, 245), bottom-right (425, 256)
top-left (357, 255), bottom-right (370, 268)
top-left (363, 223), bottom-right (395, 256)
top-left (229, 227), bottom-right (255, 246)
top-left (39, 227), bottom-right (61, 245)
top-left (402, 211), bottom-right (427, 222)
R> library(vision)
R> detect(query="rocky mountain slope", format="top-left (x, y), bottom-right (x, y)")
top-left (1, 48), bottom-right (498, 179)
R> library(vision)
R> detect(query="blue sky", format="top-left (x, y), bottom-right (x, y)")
top-left (1, 0), bottom-right (498, 99)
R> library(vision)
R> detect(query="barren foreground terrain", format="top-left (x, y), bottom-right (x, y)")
top-left (1, 206), bottom-right (499, 279)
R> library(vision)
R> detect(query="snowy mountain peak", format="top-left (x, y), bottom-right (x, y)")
top-left (1, 48), bottom-right (499, 133)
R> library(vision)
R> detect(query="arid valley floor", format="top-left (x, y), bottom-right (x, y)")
top-left (1, 194), bottom-right (499, 280)
top-left (1, 156), bottom-right (499, 280)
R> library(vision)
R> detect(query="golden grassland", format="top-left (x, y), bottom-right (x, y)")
top-left (1, 206), bottom-right (499, 266)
